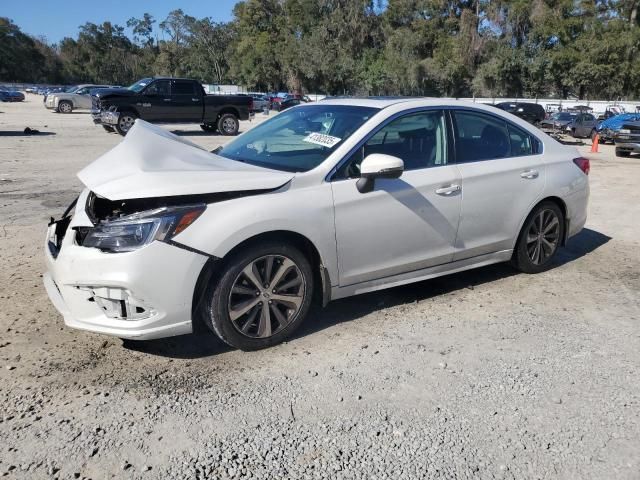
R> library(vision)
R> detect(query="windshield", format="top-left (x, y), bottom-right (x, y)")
top-left (65, 86), bottom-right (79, 93)
top-left (552, 112), bottom-right (574, 121)
top-left (217, 105), bottom-right (378, 172)
top-left (128, 78), bottom-right (153, 92)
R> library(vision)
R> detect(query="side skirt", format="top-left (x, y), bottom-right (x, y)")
top-left (330, 250), bottom-right (513, 300)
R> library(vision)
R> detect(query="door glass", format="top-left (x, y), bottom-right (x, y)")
top-left (339, 110), bottom-right (447, 178)
top-left (507, 124), bottom-right (533, 156)
top-left (144, 80), bottom-right (170, 96)
top-left (173, 81), bottom-right (196, 96)
top-left (453, 111), bottom-right (510, 162)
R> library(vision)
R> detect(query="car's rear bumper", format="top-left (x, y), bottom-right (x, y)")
top-left (43, 216), bottom-right (208, 340)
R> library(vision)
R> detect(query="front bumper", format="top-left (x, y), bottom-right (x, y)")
top-left (44, 96), bottom-right (55, 109)
top-left (100, 110), bottom-right (120, 126)
top-left (613, 137), bottom-right (640, 154)
top-left (43, 215), bottom-right (208, 340)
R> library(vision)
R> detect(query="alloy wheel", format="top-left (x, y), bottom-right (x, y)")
top-left (222, 117), bottom-right (236, 134)
top-left (525, 209), bottom-right (560, 265)
top-left (59, 102), bottom-right (72, 113)
top-left (227, 255), bottom-right (305, 338)
top-left (118, 115), bottom-right (135, 133)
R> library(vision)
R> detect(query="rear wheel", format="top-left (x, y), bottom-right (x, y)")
top-left (217, 113), bottom-right (239, 136)
top-left (616, 148), bottom-right (631, 158)
top-left (115, 111), bottom-right (137, 136)
top-left (512, 201), bottom-right (564, 274)
top-left (57, 100), bottom-right (73, 113)
top-left (204, 240), bottom-right (314, 351)
top-left (200, 123), bottom-right (217, 133)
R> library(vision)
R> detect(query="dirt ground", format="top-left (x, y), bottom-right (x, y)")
top-left (0, 98), bottom-right (638, 479)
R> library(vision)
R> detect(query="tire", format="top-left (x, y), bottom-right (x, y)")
top-left (115, 111), bottom-right (137, 136)
top-left (217, 113), bottom-right (239, 136)
top-left (511, 201), bottom-right (565, 274)
top-left (200, 123), bottom-right (217, 133)
top-left (102, 125), bottom-right (115, 133)
top-left (57, 100), bottom-right (73, 113)
top-left (616, 148), bottom-right (631, 158)
top-left (204, 240), bottom-right (314, 351)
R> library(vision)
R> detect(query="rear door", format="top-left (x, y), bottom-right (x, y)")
top-left (139, 80), bottom-right (172, 121)
top-left (171, 80), bottom-right (203, 122)
top-left (452, 109), bottom-right (545, 260)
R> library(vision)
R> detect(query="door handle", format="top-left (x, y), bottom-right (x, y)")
top-left (435, 184), bottom-right (461, 196)
top-left (520, 169), bottom-right (539, 179)
top-left (163, 98), bottom-right (171, 102)
top-left (192, 98), bottom-right (199, 102)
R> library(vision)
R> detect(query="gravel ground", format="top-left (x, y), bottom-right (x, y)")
top-left (0, 98), bottom-right (639, 480)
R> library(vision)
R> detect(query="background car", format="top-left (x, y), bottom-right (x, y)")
top-left (539, 111), bottom-right (577, 132)
top-left (45, 84), bottom-right (114, 113)
top-left (0, 90), bottom-right (25, 102)
top-left (494, 102), bottom-right (546, 125)
top-left (613, 120), bottom-right (640, 157)
top-left (567, 113), bottom-right (598, 139)
top-left (248, 93), bottom-right (270, 112)
top-left (275, 98), bottom-right (301, 111)
top-left (597, 113), bottom-right (640, 143)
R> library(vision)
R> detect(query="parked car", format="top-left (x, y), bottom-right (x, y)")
top-left (45, 84), bottom-right (113, 113)
top-left (92, 77), bottom-right (252, 135)
top-left (248, 93), bottom-right (270, 112)
top-left (275, 98), bottom-right (301, 111)
top-left (567, 113), bottom-right (599, 139)
top-left (596, 113), bottom-right (640, 144)
top-left (494, 102), bottom-right (546, 125)
top-left (539, 112), bottom-right (577, 133)
top-left (44, 98), bottom-right (589, 350)
top-left (0, 90), bottom-right (25, 102)
top-left (613, 120), bottom-right (640, 157)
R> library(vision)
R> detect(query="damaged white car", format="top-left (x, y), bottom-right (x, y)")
top-left (44, 99), bottom-right (589, 350)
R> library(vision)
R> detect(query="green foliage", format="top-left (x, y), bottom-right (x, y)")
top-left (1, 0), bottom-right (639, 99)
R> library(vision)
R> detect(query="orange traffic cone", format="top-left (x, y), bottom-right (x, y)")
top-left (591, 134), bottom-right (599, 153)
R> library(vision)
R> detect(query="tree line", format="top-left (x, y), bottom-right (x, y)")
top-left (1, 0), bottom-right (639, 100)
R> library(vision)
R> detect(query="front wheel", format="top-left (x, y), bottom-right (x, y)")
top-left (217, 113), bottom-right (239, 135)
top-left (57, 101), bottom-right (73, 113)
top-left (204, 241), bottom-right (314, 351)
top-left (512, 201), bottom-right (565, 274)
top-left (115, 112), bottom-right (137, 136)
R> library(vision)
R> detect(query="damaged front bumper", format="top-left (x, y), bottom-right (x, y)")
top-left (99, 109), bottom-right (120, 126)
top-left (43, 192), bottom-right (208, 340)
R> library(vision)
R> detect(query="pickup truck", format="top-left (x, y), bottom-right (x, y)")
top-left (91, 77), bottom-right (252, 135)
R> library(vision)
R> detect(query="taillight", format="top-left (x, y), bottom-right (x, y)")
top-left (573, 157), bottom-right (590, 175)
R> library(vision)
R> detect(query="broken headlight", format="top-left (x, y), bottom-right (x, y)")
top-left (82, 204), bottom-right (205, 253)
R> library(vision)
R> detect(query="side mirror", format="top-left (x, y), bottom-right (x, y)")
top-left (356, 154), bottom-right (404, 194)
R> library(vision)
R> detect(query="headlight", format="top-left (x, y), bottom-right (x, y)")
top-left (82, 204), bottom-right (205, 253)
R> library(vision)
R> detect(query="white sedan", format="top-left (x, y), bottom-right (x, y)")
top-left (44, 98), bottom-right (589, 350)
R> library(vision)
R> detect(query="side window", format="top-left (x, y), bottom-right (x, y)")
top-left (508, 124), bottom-right (533, 156)
top-left (338, 110), bottom-right (448, 178)
top-left (76, 87), bottom-right (88, 95)
top-left (173, 81), bottom-right (196, 96)
top-left (453, 111), bottom-right (510, 162)
top-left (144, 80), bottom-right (170, 96)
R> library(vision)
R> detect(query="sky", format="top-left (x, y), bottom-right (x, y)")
top-left (3, 0), bottom-right (239, 43)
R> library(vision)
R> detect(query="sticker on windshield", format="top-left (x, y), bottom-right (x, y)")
top-left (303, 132), bottom-right (341, 148)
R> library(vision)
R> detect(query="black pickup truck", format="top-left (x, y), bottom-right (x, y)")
top-left (91, 77), bottom-right (252, 135)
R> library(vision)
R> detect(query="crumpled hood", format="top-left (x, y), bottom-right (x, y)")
top-left (78, 120), bottom-right (294, 200)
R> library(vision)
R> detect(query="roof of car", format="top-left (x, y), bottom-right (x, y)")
top-left (315, 96), bottom-right (517, 111)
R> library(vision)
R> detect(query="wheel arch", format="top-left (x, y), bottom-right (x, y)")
top-left (191, 230), bottom-right (331, 333)
top-left (514, 196), bottom-right (569, 249)
top-left (217, 107), bottom-right (240, 119)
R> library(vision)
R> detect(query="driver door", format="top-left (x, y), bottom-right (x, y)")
top-left (331, 110), bottom-right (462, 286)
top-left (139, 80), bottom-right (171, 121)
